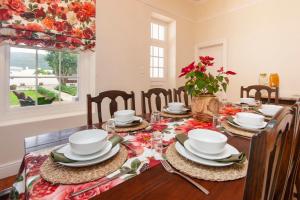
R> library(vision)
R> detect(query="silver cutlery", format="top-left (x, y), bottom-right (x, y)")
top-left (70, 166), bottom-right (132, 198)
top-left (70, 162), bottom-right (149, 198)
top-left (160, 160), bottom-right (209, 195)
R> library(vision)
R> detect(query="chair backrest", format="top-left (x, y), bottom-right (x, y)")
top-left (283, 102), bottom-right (300, 200)
top-left (141, 88), bottom-right (172, 114)
top-left (241, 85), bottom-right (279, 104)
top-left (173, 86), bottom-right (189, 107)
top-left (244, 106), bottom-right (295, 200)
top-left (87, 90), bottom-right (135, 126)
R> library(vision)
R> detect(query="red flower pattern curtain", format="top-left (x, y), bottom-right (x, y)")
top-left (0, 0), bottom-right (95, 51)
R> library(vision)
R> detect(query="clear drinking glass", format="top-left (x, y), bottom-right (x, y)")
top-left (241, 104), bottom-right (250, 112)
top-left (105, 119), bottom-right (116, 134)
top-left (213, 114), bottom-right (221, 129)
top-left (150, 111), bottom-right (161, 124)
top-left (151, 131), bottom-right (163, 155)
top-left (255, 100), bottom-right (262, 108)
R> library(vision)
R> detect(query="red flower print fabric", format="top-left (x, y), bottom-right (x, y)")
top-left (0, 0), bottom-right (95, 50)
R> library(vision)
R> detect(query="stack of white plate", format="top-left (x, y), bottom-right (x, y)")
top-left (57, 129), bottom-right (120, 167)
top-left (163, 102), bottom-right (189, 114)
top-left (238, 98), bottom-right (257, 106)
top-left (228, 112), bottom-right (267, 131)
top-left (113, 110), bottom-right (143, 127)
top-left (259, 104), bottom-right (282, 117)
top-left (175, 129), bottom-right (240, 167)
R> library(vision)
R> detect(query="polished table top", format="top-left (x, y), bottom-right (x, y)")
top-left (24, 117), bottom-right (251, 200)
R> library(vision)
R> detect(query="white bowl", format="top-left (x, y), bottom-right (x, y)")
top-left (188, 129), bottom-right (228, 154)
top-left (114, 110), bottom-right (135, 123)
top-left (260, 104), bottom-right (283, 116)
top-left (69, 129), bottom-right (108, 155)
top-left (236, 112), bottom-right (265, 126)
top-left (240, 98), bottom-right (255, 105)
top-left (168, 102), bottom-right (185, 111)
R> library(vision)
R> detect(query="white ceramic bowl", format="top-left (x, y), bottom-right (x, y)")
top-left (260, 104), bottom-right (283, 116)
top-left (236, 112), bottom-right (264, 126)
top-left (188, 129), bottom-right (228, 154)
top-left (168, 102), bottom-right (185, 111)
top-left (240, 98), bottom-right (256, 105)
top-left (69, 129), bottom-right (108, 155)
top-left (114, 110), bottom-right (135, 123)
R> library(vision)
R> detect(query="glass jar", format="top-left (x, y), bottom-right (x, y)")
top-left (269, 73), bottom-right (280, 87)
top-left (259, 73), bottom-right (268, 86)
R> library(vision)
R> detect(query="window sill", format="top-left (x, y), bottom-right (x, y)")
top-left (0, 111), bottom-right (86, 127)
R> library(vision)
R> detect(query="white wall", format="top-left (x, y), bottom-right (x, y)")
top-left (96, 0), bottom-right (196, 117)
top-left (194, 0), bottom-right (300, 101)
top-left (0, 0), bottom-right (196, 178)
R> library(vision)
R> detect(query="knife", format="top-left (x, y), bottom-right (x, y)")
top-left (70, 166), bottom-right (132, 198)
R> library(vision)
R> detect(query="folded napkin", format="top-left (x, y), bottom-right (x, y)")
top-left (50, 134), bottom-right (124, 163)
top-left (175, 133), bottom-right (246, 165)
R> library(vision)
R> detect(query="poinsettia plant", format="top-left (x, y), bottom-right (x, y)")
top-left (179, 56), bottom-right (236, 96)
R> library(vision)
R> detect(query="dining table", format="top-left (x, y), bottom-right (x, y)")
top-left (11, 107), bottom-right (251, 200)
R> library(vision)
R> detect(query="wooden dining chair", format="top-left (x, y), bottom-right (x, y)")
top-left (173, 86), bottom-right (189, 107)
top-left (283, 102), bottom-right (300, 200)
top-left (141, 88), bottom-right (172, 114)
top-left (243, 105), bottom-right (296, 200)
top-left (241, 85), bottom-right (279, 104)
top-left (87, 90), bottom-right (135, 126)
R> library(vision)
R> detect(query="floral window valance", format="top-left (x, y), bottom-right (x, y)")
top-left (0, 0), bottom-right (95, 51)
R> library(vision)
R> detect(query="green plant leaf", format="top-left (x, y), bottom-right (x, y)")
top-left (185, 71), bottom-right (195, 78)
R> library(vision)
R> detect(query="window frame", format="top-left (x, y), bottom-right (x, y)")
top-left (0, 44), bottom-right (94, 124)
top-left (8, 45), bottom-right (80, 107)
top-left (150, 19), bottom-right (168, 82)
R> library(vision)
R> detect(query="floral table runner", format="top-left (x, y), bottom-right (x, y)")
top-left (11, 107), bottom-right (240, 200)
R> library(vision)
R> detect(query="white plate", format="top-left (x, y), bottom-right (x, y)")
top-left (163, 108), bottom-right (189, 114)
top-left (258, 109), bottom-right (274, 117)
top-left (58, 144), bottom-right (120, 167)
top-left (175, 142), bottom-right (233, 167)
top-left (113, 116), bottom-right (142, 127)
top-left (233, 118), bottom-right (267, 130)
top-left (184, 140), bottom-right (238, 160)
top-left (62, 142), bottom-right (112, 161)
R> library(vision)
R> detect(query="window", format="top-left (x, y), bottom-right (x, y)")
top-left (9, 46), bottom-right (79, 108)
top-left (150, 21), bottom-right (168, 79)
top-left (0, 44), bottom-right (94, 123)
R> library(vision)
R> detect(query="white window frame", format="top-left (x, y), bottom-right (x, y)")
top-left (0, 44), bottom-right (95, 124)
top-left (150, 19), bottom-right (168, 83)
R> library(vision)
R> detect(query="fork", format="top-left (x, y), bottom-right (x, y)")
top-left (160, 160), bottom-right (209, 195)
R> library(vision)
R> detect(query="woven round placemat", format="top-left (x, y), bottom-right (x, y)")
top-left (40, 146), bottom-right (128, 184)
top-left (166, 144), bottom-right (248, 181)
top-left (222, 122), bottom-right (255, 138)
top-left (102, 120), bottom-right (149, 132)
top-left (161, 111), bottom-right (193, 119)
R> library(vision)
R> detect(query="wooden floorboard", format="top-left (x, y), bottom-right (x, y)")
top-left (0, 175), bottom-right (16, 191)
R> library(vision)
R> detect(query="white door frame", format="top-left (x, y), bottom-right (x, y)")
top-left (194, 39), bottom-right (227, 69)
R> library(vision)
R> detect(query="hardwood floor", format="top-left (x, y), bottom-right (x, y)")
top-left (0, 175), bottom-right (16, 191)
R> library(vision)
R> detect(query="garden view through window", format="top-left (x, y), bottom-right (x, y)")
top-left (9, 47), bottom-right (79, 107)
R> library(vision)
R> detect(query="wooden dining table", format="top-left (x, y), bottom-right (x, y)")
top-left (22, 113), bottom-right (251, 200)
